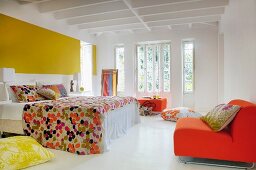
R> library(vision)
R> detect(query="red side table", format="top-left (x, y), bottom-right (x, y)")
top-left (138, 98), bottom-right (167, 112)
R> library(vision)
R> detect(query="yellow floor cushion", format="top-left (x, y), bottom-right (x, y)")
top-left (0, 136), bottom-right (55, 170)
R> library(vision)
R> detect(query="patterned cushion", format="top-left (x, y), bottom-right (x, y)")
top-left (10, 85), bottom-right (45, 102)
top-left (0, 136), bottom-right (55, 170)
top-left (37, 88), bottom-right (59, 100)
top-left (161, 107), bottom-right (202, 122)
top-left (201, 104), bottom-right (240, 132)
top-left (43, 84), bottom-right (67, 97)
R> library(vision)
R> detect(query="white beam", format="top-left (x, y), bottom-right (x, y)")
top-left (78, 17), bottom-right (140, 29)
top-left (85, 23), bottom-right (145, 33)
top-left (54, 1), bottom-right (127, 19)
top-left (67, 10), bottom-right (133, 25)
top-left (143, 7), bottom-right (224, 22)
top-left (168, 25), bottom-right (172, 30)
top-left (122, 0), bottom-right (151, 31)
top-left (137, 0), bottom-right (229, 16)
top-left (199, 22), bottom-right (218, 27)
top-left (38, 0), bottom-right (119, 13)
top-left (147, 15), bottom-right (221, 27)
top-left (129, 0), bottom-right (196, 9)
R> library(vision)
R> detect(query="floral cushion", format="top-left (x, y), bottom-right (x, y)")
top-left (10, 85), bottom-right (45, 102)
top-left (161, 107), bottom-right (202, 122)
top-left (43, 84), bottom-right (67, 97)
top-left (37, 88), bottom-right (59, 100)
top-left (201, 104), bottom-right (240, 132)
top-left (0, 136), bottom-right (54, 170)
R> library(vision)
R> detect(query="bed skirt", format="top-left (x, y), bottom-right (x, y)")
top-left (0, 119), bottom-right (24, 134)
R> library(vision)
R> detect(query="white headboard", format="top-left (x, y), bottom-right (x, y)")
top-left (0, 73), bottom-right (74, 101)
top-left (15, 73), bottom-right (73, 91)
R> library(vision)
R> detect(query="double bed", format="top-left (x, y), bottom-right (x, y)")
top-left (0, 95), bottom-right (140, 155)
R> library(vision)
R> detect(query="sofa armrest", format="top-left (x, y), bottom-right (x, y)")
top-left (229, 106), bottom-right (256, 144)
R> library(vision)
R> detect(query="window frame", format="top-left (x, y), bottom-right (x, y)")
top-left (114, 45), bottom-right (125, 93)
top-left (182, 40), bottom-right (195, 94)
top-left (136, 42), bottom-right (171, 94)
top-left (80, 42), bottom-right (93, 92)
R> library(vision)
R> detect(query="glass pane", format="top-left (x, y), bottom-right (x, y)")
top-left (80, 42), bottom-right (92, 91)
top-left (184, 43), bottom-right (193, 50)
top-left (184, 49), bottom-right (193, 62)
top-left (155, 45), bottom-right (160, 92)
top-left (163, 44), bottom-right (171, 92)
top-left (137, 46), bottom-right (145, 92)
top-left (115, 47), bottom-right (125, 92)
top-left (146, 46), bottom-right (153, 92)
top-left (183, 41), bottom-right (194, 93)
top-left (184, 81), bottom-right (193, 92)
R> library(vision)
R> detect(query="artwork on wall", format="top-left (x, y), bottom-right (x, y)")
top-left (101, 69), bottom-right (118, 96)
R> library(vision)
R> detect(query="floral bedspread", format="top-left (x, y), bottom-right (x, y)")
top-left (22, 96), bottom-right (137, 155)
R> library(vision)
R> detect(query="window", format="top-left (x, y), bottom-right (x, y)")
top-left (137, 43), bottom-right (171, 93)
top-left (115, 46), bottom-right (125, 92)
top-left (80, 41), bottom-right (92, 91)
top-left (183, 41), bottom-right (194, 93)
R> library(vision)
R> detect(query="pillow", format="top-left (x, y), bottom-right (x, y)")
top-left (6, 81), bottom-right (36, 102)
top-left (43, 84), bottom-right (67, 97)
top-left (201, 104), bottom-right (240, 132)
top-left (0, 136), bottom-right (55, 170)
top-left (37, 88), bottom-right (59, 100)
top-left (161, 107), bottom-right (202, 121)
top-left (10, 85), bottom-right (45, 102)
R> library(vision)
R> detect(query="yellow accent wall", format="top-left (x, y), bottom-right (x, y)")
top-left (92, 45), bottom-right (97, 75)
top-left (0, 14), bottom-right (80, 75)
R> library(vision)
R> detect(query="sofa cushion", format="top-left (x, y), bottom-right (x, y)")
top-left (161, 107), bottom-right (202, 121)
top-left (174, 118), bottom-right (232, 159)
top-left (201, 104), bottom-right (240, 132)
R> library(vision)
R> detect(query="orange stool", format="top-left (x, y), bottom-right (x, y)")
top-left (138, 98), bottom-right (167, 112)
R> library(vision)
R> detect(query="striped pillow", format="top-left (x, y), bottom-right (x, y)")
top-left (42, 84), bottom-right (67, 97)
top-left (37, 88), bottom-right (59, 100)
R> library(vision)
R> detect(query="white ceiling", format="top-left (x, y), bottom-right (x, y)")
top-left (18, 0), bottom-right (229, 35)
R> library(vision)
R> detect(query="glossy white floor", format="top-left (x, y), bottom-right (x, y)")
top-left (28, 116), bottom-right (237, 170)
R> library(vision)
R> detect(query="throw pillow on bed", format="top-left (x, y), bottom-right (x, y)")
top-left (161, 107), bottom-right (202, 121)
top-left (10, 85), bottom-right (45, 102)
top-left (0, 136), bottom-right (55, 170)
top-left (42, 84), bottom-right (68, 97)
top-left (201, 104), bottom-right (240, 132)
top-left (37, 88), bottom-right (59, 100)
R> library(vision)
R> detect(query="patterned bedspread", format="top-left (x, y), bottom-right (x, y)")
top-left (22, 96), bottom-right (138, 155)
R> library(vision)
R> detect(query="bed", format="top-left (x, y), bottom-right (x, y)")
top-left (0, 96), bottom-right (140, 155)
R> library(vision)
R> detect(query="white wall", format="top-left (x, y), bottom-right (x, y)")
top-left (94, 27), bottom-right (219, 111)
top-left (220, 0), bottom-right (256, 102)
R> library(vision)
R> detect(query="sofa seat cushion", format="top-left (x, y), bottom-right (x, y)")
top-left (174, 118), bottom-right (233, 160)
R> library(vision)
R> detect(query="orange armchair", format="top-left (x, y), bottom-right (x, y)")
top-left (174, 99), bottom-right (256, 163)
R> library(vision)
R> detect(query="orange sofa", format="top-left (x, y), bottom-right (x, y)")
top-left (174, 99), bottom-right (256, 163)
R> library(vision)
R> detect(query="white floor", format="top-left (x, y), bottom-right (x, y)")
top-left (27, 116), bottom-right (243, 170)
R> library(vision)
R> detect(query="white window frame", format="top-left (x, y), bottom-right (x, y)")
top-left (182, 40), bottom-right (195, 94)
top-left (80, 42), bottom-right (92, 92)
top-left (136, 42), bottom-right (171, 95)
top-left (114, 45), bottom-right (125, 94)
